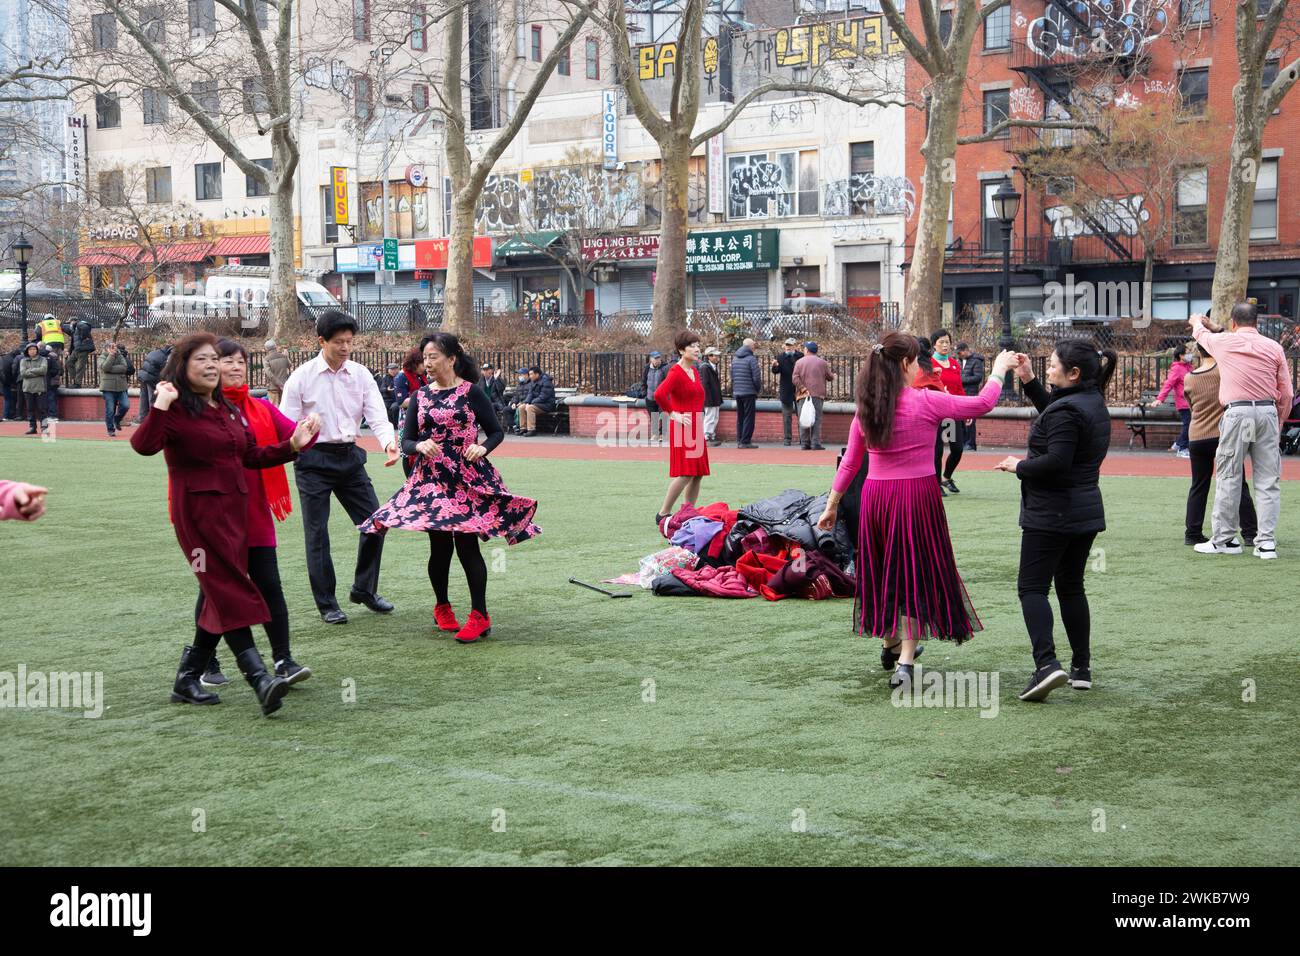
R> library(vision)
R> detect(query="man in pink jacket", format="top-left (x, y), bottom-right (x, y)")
top-left (792, 341), bottom-right (835, 451)
top-left (0, 480), bottom-right (47, 521)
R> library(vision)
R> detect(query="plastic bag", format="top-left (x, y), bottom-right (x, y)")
top-left (798, 398), bottom-right (816, 429)
top-left (637, 546), bottom-right (700, 589)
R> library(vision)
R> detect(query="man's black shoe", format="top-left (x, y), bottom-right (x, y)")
top-left (349, 590), bottom-right (394, 614)
top-left (812, 444), bottom-right (826, 451)
top-left (1185, 533), bottom-right (1209, 545)
top-left (275, 658), bottom-right (313, 685)
top-left (1069, 667), bottom-right (1092, 690)
top-left (1018, 664), bottom-right (1068, 702)
top-left (321, 608), bottom-right (348, 624)
top-left (738, 442), bottom-right (759, 449)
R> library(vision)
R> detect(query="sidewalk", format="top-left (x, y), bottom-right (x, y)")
top-left (5, 418), bottom-right (1298, 479)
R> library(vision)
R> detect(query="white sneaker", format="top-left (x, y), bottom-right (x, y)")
top-left (1176, 449), bottom-right (1190, 459)
top-left (1170, 442), bottom-right (1179, 452)
top-left (1254, 545), bottom-right (1278, 560)
top-left (1194, 540), bottom-right (1243, 555)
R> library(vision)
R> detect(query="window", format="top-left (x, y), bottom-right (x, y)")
top-left (354, 76), bottom-right (373, 123)
top-left (939, 8), bottom-right (952, 44)
top-left (1179, 68), bottom-right (1209, 115)
top-left (188, 0), bottom-right (216, 38)
top-left (242, 76), bottom-right (269, 114)
top-left (195, 161), bottom-right (222, 201)
top-left (243, 0), bottom-right (269, 29)
top-left (531, 25), bottom-right (543, 62)
top-left (411, 83), bottom-right (429, 111)
top-left (586, 37), bottom-right (600, 80)
top-left (353, 0), bottom-right (371, 41)
top-left (558, 44), bottom-right (570, 76)
top-left (850, 141), bottom-right (874, 216)
top-left (92, 13), bottom-right (116, 50)
top-left (1257, 0), bottom-right (1275, 15)
top-left (783, 266), bottom-right (820, 299)
top-left (984, 5), bottom-right (1010, 50)
top-left (1251, 158), bottom-right (1278, 240)
top-left (728, 150), bottom-right (818, 219)
top-left (191, 80), bottom-right (219, 117)
top-left (146, 166), bottom-right (172, 204)
top-left (1175, 167), bottom-right (1208, 245)
top-left (983, 89), bottom-right (1010, 136)
top-left (246, 158), bottom-right (273, 197)
top-left (143, 87), bottom-right (168, 125)
top-left (98, 170), bottom-right (125, 206)
top-left (141, 4), bottom-right (165, 44)
top-left (1263, 57), bottom-right (1280, 89)
top-left (982, 178), bottom-right (1011, 252)
top-left (323, 186), bottom-right (339, 243)
top-left (411, 5), bottom-right (427, 50)
top-left (845, 262), bottom-right (882, 301)
top-left (1181, 0), bottom-right (1210, 25)
top-left (95, 92), bottom-right (120, 129)
top-left (792, 148), bottom-right (819, 216)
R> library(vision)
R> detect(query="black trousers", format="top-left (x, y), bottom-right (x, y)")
top-left (293, 444), bottom-right (384, 612)
top-left (1017, 529), bottom-right (1098, 671)
top-left (964, 418), bottom-right (977, 450)
top-left (735, 395), bottom-right (757, 444)
top-left (935, 420), bottom-right (965, 480)
top-left (1186, 437), bottom-right (1257, 540)
top-left (195, 546), bottom-right (291, 661)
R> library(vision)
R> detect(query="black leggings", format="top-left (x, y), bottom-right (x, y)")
top-left (1017, 530), bottom-right (1097, 671)
top-left (428, 531), bottom-right (488, 616)
top-left (935, 420), bottom-right (964, 480)
top-left (194, 546), bottom-right (290, 661)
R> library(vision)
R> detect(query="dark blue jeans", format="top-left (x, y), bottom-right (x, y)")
top-left (1176, 408), bottom-right (1192, 450)
top-left (103, 391), bottom-right (129, 433)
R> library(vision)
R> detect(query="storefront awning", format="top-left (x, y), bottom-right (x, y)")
top-left (496, 231), bottom-right (565, 257)
top-left (74, 245), bottom-right (140, 267)
top-left (211, 235), bottom-right (270, 257)
top-left (148, 241), bottom-right (214, 264)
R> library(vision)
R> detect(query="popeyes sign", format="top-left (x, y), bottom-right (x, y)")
top-left (414, 236), bottom-right (494, 269)
top-left (580, 234), bottom-right (660, 261)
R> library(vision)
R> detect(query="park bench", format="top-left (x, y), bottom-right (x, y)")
top-left (1125, 389), bottom-right (1182, 449)
top-left (537, 387), bottom-right (576, 435)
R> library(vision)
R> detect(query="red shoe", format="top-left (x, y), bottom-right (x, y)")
top-left (433, 603), bottom-right (461, 632)
top-left (454, 610), bottom-right (491, 644)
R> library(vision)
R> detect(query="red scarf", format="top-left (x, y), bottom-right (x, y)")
top-left (223, 384), bottom-right (293, 521)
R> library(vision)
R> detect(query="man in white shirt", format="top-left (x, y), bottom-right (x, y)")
top-left (281, 311), bottom-right (400, 623)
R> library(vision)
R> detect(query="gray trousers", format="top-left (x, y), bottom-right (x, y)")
top-left (1212, 405), bottom-right (1282, 548)
top-left (702, 405), bottom-right (719, 440)
top-left (799, 397), bottom-right (824, 448)
top-left (648, 409), bottom-right (666, 442)
top-left (781, 403), bottom-right (795, 443)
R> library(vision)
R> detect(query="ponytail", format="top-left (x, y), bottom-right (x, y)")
top-left (856, 331), bottom-right (920, 448)
top-left (1054, 338), bottom-right (1117, 392)
top-left (419, 332), bottom-right (481, 383)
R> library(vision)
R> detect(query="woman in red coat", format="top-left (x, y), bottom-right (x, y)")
top-left (930, 328), bottom-right (968, 494)
top-left (653, 330), bottom-right (710, 525)
top-left (131, 332), bottom-right (319, 716)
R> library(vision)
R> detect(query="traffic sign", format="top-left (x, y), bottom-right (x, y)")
top-left (383, 238), bottom-right (399, 271)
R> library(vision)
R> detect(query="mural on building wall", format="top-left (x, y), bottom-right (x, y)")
top-left (641, 157), bottom-right (709, 227)
top-left (361, 182), bottom-right (429, 240)
top-left (475, 174), bottom-right (528, 233)
top-left (729, 161), bottom-right (789, 206)
top-left (522, 287), bottom-right (561, 317)
top-left (1025, 0), bottom-right (1169, 60)
top-left (531, 165), bottom-right (642, 232)
top-left (1044, 195), bottom-right (1150, 239)
top-left (823, 174), bottom-right (916, 220)
top-left (304, 57), bottom-right (355, 97)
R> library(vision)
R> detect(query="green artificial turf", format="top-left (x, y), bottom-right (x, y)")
top-left (1, 436), bottom-right (1296, 866)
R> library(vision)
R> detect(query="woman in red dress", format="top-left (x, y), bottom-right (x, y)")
top-left (653, 330), bottom-right (710, 525)
top-left (131, 332), bottom-right (319, 716)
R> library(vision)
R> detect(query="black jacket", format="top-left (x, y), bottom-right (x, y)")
top-left (960, 354), bottom-right (985, 396)
top-left (72, 322), bottom-right (96, 353)
top-left (1016, 378), bottom-right (1111, 534)
top-left (138, 346), bottom-right (171, 386)
top-left (699, 361), bottom-right (723, 407)
top-left (481, 374), bottom-right (506, 407)
top-left (521, 372), bottom-right (556, 412)
top-left (0, 348), bottom-right (21, 388)
top-left (723, 489), bottom-right (838, 565)
top-left (771, 351), bottom-right (798, 405)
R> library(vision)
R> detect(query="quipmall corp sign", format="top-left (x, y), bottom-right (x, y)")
top-left (685, 228), bottom-right (779, 274)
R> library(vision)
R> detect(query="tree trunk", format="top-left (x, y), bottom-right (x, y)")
top-left (1210, 98), bottom-right (1263, 317)
top-left (1141, 249), bottom-right (1155, 326)
top-left (904, 79), bottom-right (961, 336)
top-left (445, 192), bottom-right (478, 335)
top-left (651, 133), bottom-right (693, 341)
top-left (268, 171), bottom-right (296, 342)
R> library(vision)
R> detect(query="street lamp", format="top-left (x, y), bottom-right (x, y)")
top-left (992, 181), bottom-right (1021, 387)
top-left (13, 233), bottom-right (33, 344)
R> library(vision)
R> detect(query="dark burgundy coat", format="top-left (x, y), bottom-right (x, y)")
top-left (131, 400), bottom-right (298, 633)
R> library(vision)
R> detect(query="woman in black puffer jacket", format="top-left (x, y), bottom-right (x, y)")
top-left (995, 340), bottom-right (1116, 702)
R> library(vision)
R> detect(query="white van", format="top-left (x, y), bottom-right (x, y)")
top-left (204, 274), bottom-right (345, 320)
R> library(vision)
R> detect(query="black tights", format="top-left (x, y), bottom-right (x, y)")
top-left (194, 546), bottom-right (290, 661)
top-left (428, 531), bottom-right (489, 616)
top-left (193, 625), bottom-right (255, 656)
top-left (935, 420), bottom-right (965, 480)
top-left (1017, 530), bottom-right (1097, 671)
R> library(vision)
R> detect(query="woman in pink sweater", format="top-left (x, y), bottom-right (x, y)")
top-left (818, 332), bottom-right (1017, 687)
top-left (1150, 345), bottom-right (1195, 455)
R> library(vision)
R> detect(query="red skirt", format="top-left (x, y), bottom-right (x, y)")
top-left (854, 475), bottom-right (981, 642)
top-left (668, 412), bottom-right (710, 477)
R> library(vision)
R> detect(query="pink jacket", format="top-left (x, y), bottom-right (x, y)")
top-left (0, 480), bottom-right (38, 521)
top-left (1155, 360), bottom-right (1191, 411)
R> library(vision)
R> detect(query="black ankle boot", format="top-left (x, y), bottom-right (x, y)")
top-left (172, 646), bottom-right (221, 705)
top-left (235, 648), bottom-right (289, 716)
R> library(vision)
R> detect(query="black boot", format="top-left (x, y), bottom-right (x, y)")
top-left (235, 648), bottom-right (288, 716)
top-left (171, 646), bottom-right (221, 705)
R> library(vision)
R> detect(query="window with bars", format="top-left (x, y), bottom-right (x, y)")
top-left (188, 0), bottom-right (216, 38)
top-left (1175, 167), bottom-right (1208, 245)
top-left (95, 93), bottom-right (120, 129)
top-left (143, 88), bottom-right (168, 125)
top-left (586, 38), bottom-right (600, 80)
top-left (246, 158), bottom-right (273, 197)
top-left (195, 162), bottom-right (222, 201)
top-left (983, 89), bottom-right (1010, 136)
top-left (146, 166), bottom-right (172, 204)
top-left (92, 13), bottom-right (116, 50)
top-left (1251, 158), bottom-right (1278, 241)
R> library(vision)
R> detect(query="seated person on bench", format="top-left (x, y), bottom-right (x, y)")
top-left (515, 365), bottom-right (556, 436)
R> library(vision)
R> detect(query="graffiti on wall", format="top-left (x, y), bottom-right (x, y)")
top-left (638, 14), bottom-right (903, 81)
top-left (1026, 0), bottom-right (1169, 60)
top-left (475, 174), bottom-right (528, 233)
top-left (768, 99), bottom-right (817, 128)
top-left (531, 166), bottom-right (641, 232)
top-left (729, 161), bottom-right (788, 205)
top-left (1044, 195), bottom-right (1150, 239)
top-left (1009, 86), bottom-right (1042, 119)
top-left (304, 57), bottom-right (355, 97)
top-left (823, 174), bottom-right (916, 220)
top-left (522, 288), bottom-right (560, 317)
top-left (641, 157), bottom-right (709, 227)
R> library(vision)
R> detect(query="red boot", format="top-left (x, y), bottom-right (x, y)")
top-left (433, 603), bottom-right (461, 632)
top-left (454, 610), bottom-right (491, 644)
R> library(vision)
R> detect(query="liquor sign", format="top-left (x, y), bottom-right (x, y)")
top-left (413, 236), bottom-right (494, 269)
top-left (580, 234), bottom-right (660, 261)
top-left (707, 135), bottom-right (724, 215)
top-left (331, 167), bottom-right (349, 224)
top-left (685, 229), bottom-right (779, 274)
top-left (601, 89), bottom-right (618, 170)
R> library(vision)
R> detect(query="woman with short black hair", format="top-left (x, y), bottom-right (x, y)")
top-left (996, 340), bottom-right (1116, 702)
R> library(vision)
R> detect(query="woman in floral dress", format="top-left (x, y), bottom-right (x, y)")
top-left (360, 333), bottom-right (539, 643)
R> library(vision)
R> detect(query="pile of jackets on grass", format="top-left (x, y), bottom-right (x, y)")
top-left (646, 489), bottom-right (857, 601)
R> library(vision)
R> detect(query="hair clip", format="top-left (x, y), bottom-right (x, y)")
top-left (873, 343), bottom-right (884, 353)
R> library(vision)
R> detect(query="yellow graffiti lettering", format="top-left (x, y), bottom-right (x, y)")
top-left (862, 17), bottom-right (882, 56)
top-left (810, 23), bottom-right (830, 66)
top-left (658, 42), bottom-right (676, 77)
top-left (638, 45), bottom-right (655, 80)
top-left (703, 36), bottom-right (719, 75)
top-left (775, 26), bottom-right (809, 67)
top-left (832, 20), bottom-right (860, 59)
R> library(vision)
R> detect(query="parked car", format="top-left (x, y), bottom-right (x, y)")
top-left (146, 295), bottom-right (240, 330)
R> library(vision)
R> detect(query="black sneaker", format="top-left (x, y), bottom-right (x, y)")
top-left (1244, 535), bottom-right (1256, 548)
top-left (943, 479), bottom-right (960, 494)
top-left (1069, 667), bottom-right (1092, 690)
top-left (275, 658), bottom-right (313, 685)
top-left (200, 655), bottom-right (231, 689)
top-left (1018, 664), bottom-right (1068, 702)
top-left (880, 642), bottom-right (923, 671)
top-left (939, 485), bottom-right (948, 498)
top-left (889, 663), bottom-right (915, 690)
top-left (1185, 533), bottom-right (1209, 546)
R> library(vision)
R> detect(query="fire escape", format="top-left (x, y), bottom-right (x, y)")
top-left (1005, 0), bottom-right (1146, 282)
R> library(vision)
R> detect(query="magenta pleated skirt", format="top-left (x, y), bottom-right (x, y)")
top-left (854, 475), bottom-right (982, 643)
